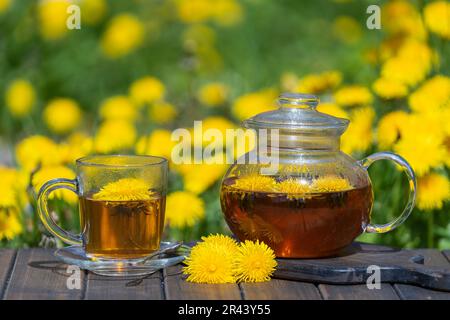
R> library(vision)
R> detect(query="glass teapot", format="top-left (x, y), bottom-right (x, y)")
top-left (220, 93), bottom-right (416, 258)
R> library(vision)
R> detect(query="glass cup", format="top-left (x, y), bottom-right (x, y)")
top-left (37, 155), bottom-right (168, 260)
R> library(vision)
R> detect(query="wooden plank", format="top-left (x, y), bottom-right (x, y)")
top-left (164, 265), bottom-right (241, 300)
top-left (319, 284), bottom-right (400, 300)
top-left (394, 249), bottom-right (450, 300)
top-left (240, 279), bottom-right (322, 300)
top-left (85, 270), bottom-right (164, 300)
top-left (0, 249), bottom-right (16, 299)
top-left (443, 250), bottom-right (450, 263)
top-left (3, 248), bottom-right (85, 300)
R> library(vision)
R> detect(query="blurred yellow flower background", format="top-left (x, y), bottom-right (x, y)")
top-left (0, 0), bottom-right (449, 249)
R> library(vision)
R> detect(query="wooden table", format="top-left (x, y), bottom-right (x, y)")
top-left (1, 247), bottom-right (449, 300)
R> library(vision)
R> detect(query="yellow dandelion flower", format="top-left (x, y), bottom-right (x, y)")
top-left (183, 241), bottom-right (236, 284)
top-left (199, 234), bottom-right (239, 255)
top-left (148, 101), bottom-right (178, 124)
top-left (297, 71), bottom-right (342, 94)
top-left (232, 175), bottom-right (277, 192)
top-left (211, 0), bottom-right (243, 27)
top-left (59, 132), bottom-right (94, 163)
top-left (101, 14), bottom-right (144, 59)
top-left (5, 79), bottom-right (36, 118)
top-left (312, 176), bottom-right (353, 193)
top-left (177, 0), bottom-right (213, 24)
top-left (332, 16), bottom-right (362, 44)
top-left (197, 82), bottom-right (229, 107)
top-left (234, 240), bottom-right (277, 283)
top-left (276, 178), bottom-right (310, 195)
top-left (93, 178), bottom-right (154, 201)
top-left (135, 129), bottom-right (175, 160)
top-left (341, 106), bottom-right (375, 154)
top-left (280, 72), bottom-right (299, 92)
top-left (232, 88), bottom-right (278, 121)
top-left (182, 24), bottom-right (216, 51)
top-left (181, 154), bottom-right (228, 194)
top-left (129, 76), bottom-right (165, 106)
top-left (94, 120), bottom-right (137, 154)
top-left (372, 77), bottom-right (408, 99)
top-left (99, 96), bottom-right (137, 122)
top-left (192, 116), bottom-right (236, 147)
top-left (417, 173), bottom-right (450, 210)
top-left (0, 210), bottom-right (22, 240)
top-left (0, 0), bottom-right (11, 14)
top-left (408, 75), bottom-right (450, 113)
top-left (38, 0), bottom-right (71, 40)
top-left (80, 0), bottom-right (107, 26)
top-left (32, 165), bottom-right (77, 204)
top-left (381, 40), bottom-right (433, 87)
top-left (377, 111), bottom-right (410, 149)
top-left (15, 135), bottom-right (63, 172)
top-left (381, 0), bottom-right (427, 39)
top-left (423, 1), bottom-right (450, 39)
top-left (317, 102), bottom-right (349, 119)
top-left (43, 98), bottom-right (82, 134)
top-left (166, 191), bottom-right (205, 228)
top-left (0, 167), bottom-right (28, 208)
top-left (333, 85), bottom-right (373, 107)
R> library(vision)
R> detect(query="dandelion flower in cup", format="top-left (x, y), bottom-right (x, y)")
top-left (5, 79), bottom-right (36, 118)
top-left (234, 240), bottom-right (277, 283)
top-left (165, 191), bottom-right (205, 228)
top-left (232, 175), bottom-right (277, 193)
top-left (43, 98), bottom-right (82, 134)
top-left (312, 176), bottom-right (353, 193)
top-left (183, 240), bottom-right (236, 284)
top-left (93, 178), bottom-right (154, 201)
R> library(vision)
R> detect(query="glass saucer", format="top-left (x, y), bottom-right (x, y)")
top-left (54, 242), bottom-right (188, 277)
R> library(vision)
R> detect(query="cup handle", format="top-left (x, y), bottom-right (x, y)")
top-left (37, 178), bottom-right (82, 245)
top-left (358, 151), bottom-right (417, 234)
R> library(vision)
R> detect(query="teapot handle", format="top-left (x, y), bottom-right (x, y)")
top-left (358, 152), bottom-right (417, 234)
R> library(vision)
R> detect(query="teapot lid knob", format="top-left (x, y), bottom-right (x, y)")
top-left (278, 93), bottom-right (319, 110)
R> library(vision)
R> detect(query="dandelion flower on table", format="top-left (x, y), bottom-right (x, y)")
top-left (99, 96), bottom-right (137, 122)
top-left (148, 101), bottom-right (178, 124)
top-left (101, 14), bottom-right (144, 59)
top-left (333, 85), bottom-right (373, 107)
top-left (165, 191), bottom-right (205, 228)
top-left (423, 1), bottom-right (450, 39)
top-left (15, 135), bottom-right (63, 172)
top-left (38, 0), bottom-right (71, 40)
top-left (129, 76), bottom-right (165, 106)
top-left (417, 173), bottom-right (450, 211)
top-left (183, 240), bottom-right (236, 284)
top-left (234, 240), bottom-right (277, 283)
top-left (32, 165), bottom-right (77, 204)
top-left (94, 120), bottom-right (137, 154)
top-left (93, 178), bottom-right (154, 201)
top-left (376, 111), bottom-right (410, 149)
top-left (5, 79), bottom-right (36, 118)
top-left (197, 82), bottom-right (229, 107)
top-left (43, 98), bottom-right (82, 134)
top-left (199, 234), bottom-right (240, 255)
top-left (372, 77), bottom-right (408, 100)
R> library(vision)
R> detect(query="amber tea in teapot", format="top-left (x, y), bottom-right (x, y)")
top-left (220, 93), bottom-right (416, 258)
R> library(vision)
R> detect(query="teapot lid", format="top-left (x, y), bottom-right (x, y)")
top-left (243, 93), bottom-right (349, 136)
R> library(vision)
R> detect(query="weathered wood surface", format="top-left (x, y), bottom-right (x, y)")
top-left (0, 246), bottom-right (449, 300)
